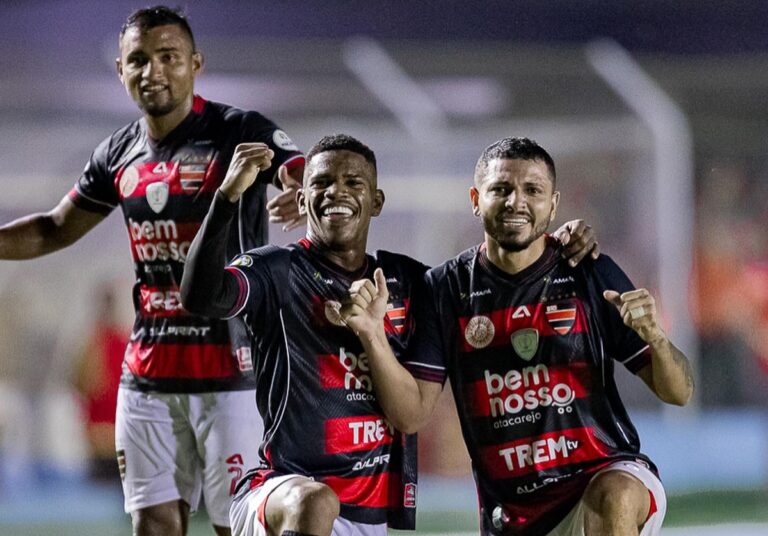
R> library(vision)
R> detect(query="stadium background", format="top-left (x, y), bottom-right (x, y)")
top-left (0, 1), bottom-right (767, 534)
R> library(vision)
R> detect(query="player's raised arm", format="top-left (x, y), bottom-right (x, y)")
top-left (340, 268), bottom-right (442, 434)
top-left (0, 196), bottom-right (105, 260)
top-left (180, 143), bottom-right (273, 317)
top-left (604, 289), bottom-right (695, 406)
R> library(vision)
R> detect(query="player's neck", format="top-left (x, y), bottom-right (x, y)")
top-left (319, 248), bottom-right (368, 273)
top-left (484, 235), bottom-right (546, 275)
top-left (144, 97), bottom-right (193, 141)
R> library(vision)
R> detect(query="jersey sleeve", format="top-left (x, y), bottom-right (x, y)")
top-left (404, 270), bottom-right (448, 384)
top-left (588, 255), bottom-right (651, 374)
top-left (239, 112), bottom-right (305, 184)
top-left (68, 136), bottom-right (119, 215)
top-left (224, 248), bottom-right (281, 331)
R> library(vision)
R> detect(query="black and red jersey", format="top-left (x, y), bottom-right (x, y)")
top-left (226, 239), bottom-right (431, 529)
top-left (410, 238), bottom-right (656, 535)
top-left (68, 96), bottom-right (303, 393)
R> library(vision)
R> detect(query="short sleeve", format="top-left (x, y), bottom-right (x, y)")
top-left (404, 271), bottom-right (448, 384)
top-left (68, 137), bottom-right (119, 215)
top-left (588, 255), bottom-right (651, 374)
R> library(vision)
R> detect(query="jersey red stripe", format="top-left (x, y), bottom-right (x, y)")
top-left (458, 301), bottom-right (587, 353)
top-left (464, 362), bottom-right (592, 418)
top-left (478, 426), bottom-right (610, 479)
top-left (124, 341), bottom-right (237, 379)
top-left (322, 473), bottom-right (394, 508)
top-left (324, 415), bottom-right (394, 455)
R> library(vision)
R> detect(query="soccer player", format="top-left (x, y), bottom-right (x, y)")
top-left (0, 6), bottom-right (303, 536)
top-left (180, 134), bottom-right (600, 536)
top-left (352, 138), bottom-right (694, 536)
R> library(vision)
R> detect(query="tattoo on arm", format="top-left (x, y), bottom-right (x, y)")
top-left (672, 345), bottom-right (694, 392)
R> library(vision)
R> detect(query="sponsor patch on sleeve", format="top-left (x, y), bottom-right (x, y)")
top-left (272, 129), bottom-right (299, 151)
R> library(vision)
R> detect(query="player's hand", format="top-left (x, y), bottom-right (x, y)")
top-left (340, 268), bottom-right (390, 340)
top-left (219, 143), bottom-right (274, 203)
top-left (267, 164), bottom-right (306, 232)
top-left (604, 289), bottom-right (666, 345)
top-left (553, 219), bottom-right (600, 267)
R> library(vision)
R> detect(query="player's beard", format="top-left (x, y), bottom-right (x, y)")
top-left (140, 99), bottom-right (177, 117)
top-left (485, 210), bottom-right (553, 253)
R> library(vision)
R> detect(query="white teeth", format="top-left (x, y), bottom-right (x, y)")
top-left (323, 206), bottom-right (353, 216)
top-left (507, 218), bottom-right (528, 225)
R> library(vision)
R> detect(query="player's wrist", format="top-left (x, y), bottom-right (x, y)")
top-left (217, 186), bottom-right (242, 204)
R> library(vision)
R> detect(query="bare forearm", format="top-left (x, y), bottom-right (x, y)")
top-left (360, 329), bottom-right (435, 434)
top-left (0, 212), bottom-right (76, 259)
top-left (647, 336), bottom-right (694, 406)
top-left (0, 199), bottom-right (103, 260)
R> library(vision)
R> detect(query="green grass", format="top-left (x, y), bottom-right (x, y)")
top-left (2, 489), bottom-right (767, 535)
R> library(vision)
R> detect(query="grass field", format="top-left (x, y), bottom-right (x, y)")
top-left (1, 485), bottom-right (767, 535)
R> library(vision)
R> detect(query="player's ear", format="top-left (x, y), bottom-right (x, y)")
top-left (116, 58), bottom-right (124, 81)
top-left (372, 189), bottom-right (385, 217)
top-left (550, 190), bottom-right (560, 222)
top-left (296, 188), bottom-right (307, 216)
top-left (192, 51), bottom-right (204, 75)
top-left (469, 186), bottom-right (480, 217)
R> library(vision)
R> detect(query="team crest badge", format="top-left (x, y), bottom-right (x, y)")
top-left (146, 182), bottom-right (169, 213)
top-left (511, 328), bottom-right (538, 361)
top-left (545, 301), bottom-right (577, 335)
top-left (324, 300), bottom-right (346, 327)
top-left (464, 315), bottom-right (495, 349)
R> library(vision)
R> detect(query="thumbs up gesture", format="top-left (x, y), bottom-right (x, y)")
top-left (340, 268), bottom-right (390, 339)
top-left (603, 289), bottom-right (665, 344)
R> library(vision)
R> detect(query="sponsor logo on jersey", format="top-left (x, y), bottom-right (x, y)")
top-left (480, 427), bottom-right (610, 478)
top-left (148, 325), bottom-right (211, 337)
top-left (404, 483), bottom-right (417, 508)
top-left (545, 302), bottom-right (577, 335)
top-left (128, 218), bottom-right (192, 263)
top-left (272, 129), bottom-right (299, 151)
top-left (324, 300), bottom-right (346, 326)
top-left (320, 349), bottom-right (375, 401)
top-left (470, 288), bottom-right (492, 298)
top-left (353, 453), bottom-right (391, 471)
top-left (464, 315), bottom-right (495, 349)
top-left (499, 435), bottom-right (575, 472)
top-left (324, 416), bottom-right (394, 454)
top-left (231, 255), bottom-right (253, 268)
top-left (146, 181), bottom-right (169, 213)
top-left (484, 364), bottom-right (576, 417)
top-left (119, 165), bottom-right (140, 197)
top-left (313, 271), bottom-right (334, 285)
top-left (511, 328), bottom-right (538, 361)
top-left (139, 288), bottom-right (184, 314)
top-left (236, 347), bottom-right (253, 372)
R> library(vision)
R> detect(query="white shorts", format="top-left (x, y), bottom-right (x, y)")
top-left (547, 460), bottom-right (666, 536)
top-left (229, 473), bottom-right (386, 536)
top-left (115, 387), bottom-right (263, 526)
